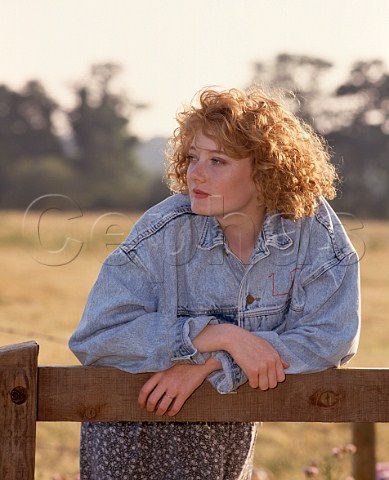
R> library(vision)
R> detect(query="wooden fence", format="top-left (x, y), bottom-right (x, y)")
top-left (1, 341), bottom-right (387, 480)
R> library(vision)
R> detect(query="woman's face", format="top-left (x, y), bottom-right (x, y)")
top-left (187, 131), bottom-right (260, 224)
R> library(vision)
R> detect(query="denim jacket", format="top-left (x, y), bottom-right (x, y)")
top-left (69, 194), bottom-right (360, 394)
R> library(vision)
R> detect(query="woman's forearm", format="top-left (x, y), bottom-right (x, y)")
top-left (193, 323), bottom-right (238, 353)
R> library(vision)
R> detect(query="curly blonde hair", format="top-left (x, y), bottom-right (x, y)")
top-left (165, 87), bottom-right (337, 220)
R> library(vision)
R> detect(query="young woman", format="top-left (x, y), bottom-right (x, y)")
top-left (69, 87), bottom-right (360, 480)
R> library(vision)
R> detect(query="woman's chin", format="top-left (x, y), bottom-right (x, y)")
top-left (190, 203), bottom-right (209, 216)
top-left (189, 196), bottom-right (224, 217)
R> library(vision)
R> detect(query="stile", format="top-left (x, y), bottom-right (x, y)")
top-left (0, 341), bottom-right (38, 480)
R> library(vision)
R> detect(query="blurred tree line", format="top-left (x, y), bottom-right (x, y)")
top-left (0, 63), bottom-right (169, 211)
top-left (250, 54), bottom-right (389, 218)
top-left (0, 56), bottom-right (388, 217)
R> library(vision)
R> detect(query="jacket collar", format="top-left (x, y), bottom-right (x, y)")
top-left (197, 211), bottom-right (294, 251)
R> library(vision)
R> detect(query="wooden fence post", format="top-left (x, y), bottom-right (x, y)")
top-left (352, 423), bottom-right (376, 480)
top-left (0, 341), bottom-right (39, 480)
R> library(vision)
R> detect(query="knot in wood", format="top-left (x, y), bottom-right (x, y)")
top-left (78, 403), bottom-right (106, 421)
top-left (84, 407), bottom-right (97, 420)
top-left (310, 390), bottom-right (341, 408)
top-left (10, 386), bottom-right (27, 405)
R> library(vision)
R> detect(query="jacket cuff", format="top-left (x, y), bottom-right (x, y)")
top-left (170, 316), bottom-right (218, 365)
top-left (206, 350), bottom-right (247, 394)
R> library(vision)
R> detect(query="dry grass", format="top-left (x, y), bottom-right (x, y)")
top-left (0, 211), bottom-right (388, 479)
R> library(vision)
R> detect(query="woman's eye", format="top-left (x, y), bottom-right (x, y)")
top-left (187, 155), bottom-right (196, 162)
top-left (211, 157), bottom-right (225, 165)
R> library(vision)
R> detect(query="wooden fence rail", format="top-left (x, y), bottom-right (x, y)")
top-left (1, 341), bottom-right (386, 479)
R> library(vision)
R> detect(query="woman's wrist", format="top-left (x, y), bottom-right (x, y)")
top-left (203, 355), bottom-right (222, 374)
top-left (184, 357), bottom-right (222, 384)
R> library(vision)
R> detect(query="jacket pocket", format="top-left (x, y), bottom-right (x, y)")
top-left (247, 302), bottom-right (290, 333)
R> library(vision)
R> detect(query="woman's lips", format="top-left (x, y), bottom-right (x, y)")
top-left (192, 189), bottom-right (210, 198)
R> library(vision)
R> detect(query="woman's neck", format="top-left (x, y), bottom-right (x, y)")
top-left (217, 207), bottom-right (266, 264)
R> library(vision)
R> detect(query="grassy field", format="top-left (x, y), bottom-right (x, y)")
top-left (1, 210), bottom-right (388, 479)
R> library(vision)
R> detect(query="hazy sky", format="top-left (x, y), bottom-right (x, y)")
top-left (1, 0), bottom-right (389, 140)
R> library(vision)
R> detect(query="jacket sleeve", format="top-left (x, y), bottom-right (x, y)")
top-left (69, 246), bottom-right (217, 372)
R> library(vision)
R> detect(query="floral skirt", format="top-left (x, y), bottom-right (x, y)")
top-left (80, 421), bottom-right (257, 480)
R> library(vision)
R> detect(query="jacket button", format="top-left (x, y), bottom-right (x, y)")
top-left (246, 294), bottom-right (255, 305)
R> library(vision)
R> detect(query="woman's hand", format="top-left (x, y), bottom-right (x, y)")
top-left (226, 328), bottom-right (289, 390)
top-left (193, 323), bottom-right (288, 390)
top-left (138, 358), bottom-right (221, 417)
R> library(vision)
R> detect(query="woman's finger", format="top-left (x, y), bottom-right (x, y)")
top-left (155, 393), bottom-right (175, 416)
top-left (145, 385), bottom-right (168, 412)
top-left (258, 374), bottom-right (269, 391)
top-left (167, 394), bottom-right (187, 417)
top-left (276, 360), bottom-right (287, 383)
top-left (281, 359), bottom-right (289, 369)
top-left (267, 363), bottom-right (278, 389)
top-left (257, 365), bottom-right (270, 391)
top-left (138, 374), bottom-right (161, 408)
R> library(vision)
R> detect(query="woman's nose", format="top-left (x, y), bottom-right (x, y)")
top-left (188, 160), bottom-right (206, 182)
